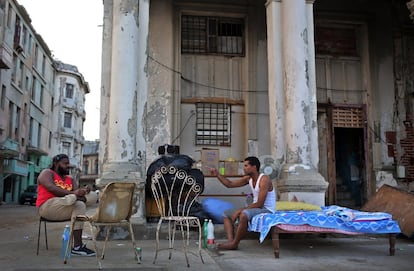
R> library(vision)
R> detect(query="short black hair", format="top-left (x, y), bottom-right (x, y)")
top-left (52, 154), bottom-right (69, 164)
top-left (244, 156), bottom-right (260, 172)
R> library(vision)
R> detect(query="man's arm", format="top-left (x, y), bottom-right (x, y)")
top-left (209, 167), bottom-right (249, 188)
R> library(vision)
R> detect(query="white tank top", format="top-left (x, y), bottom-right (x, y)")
top-left (249, 173), bottom-right (276, 212)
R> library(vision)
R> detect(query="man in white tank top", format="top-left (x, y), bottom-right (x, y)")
top-left (209, 156), bottom-right (276, 250)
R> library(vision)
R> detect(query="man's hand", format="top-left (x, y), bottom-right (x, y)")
top-left (82, 185), bottom-right (91, 194)
top-left (73, 188), bottom-right (87, 197)
top-left (231, 209), bottom-right (243, 222)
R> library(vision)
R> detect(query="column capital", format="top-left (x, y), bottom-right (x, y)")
top-left (265, 0), bottom-right (281, 8)
top-left (266, 0), bottom-right (315, 4)
top-left (408, 0), bottom-right (414, 21)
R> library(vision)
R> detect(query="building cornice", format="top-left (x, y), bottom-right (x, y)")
top-left (265, 0), bottom-right (315, 8)
top-left (408, 0), bottom-right (414, 21)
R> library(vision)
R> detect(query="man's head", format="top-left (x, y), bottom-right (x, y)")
top-left (51, 154), bottom-right (70, 176)
top-left (244, 156), bottom-right (261, 175)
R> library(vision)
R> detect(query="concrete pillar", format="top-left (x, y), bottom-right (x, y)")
top-left (98, 0), bottom-right (149, 224)
top-left (273, 0), bottom-right (328, 206)
top-left (282, 0), bottom-right (310, 164)
top-left (106, 0), bottom-right (139, 164)
top-left (306, 0), bottom-right (319, 168)
top-left (265, 0), bottom-right (285, 167)
top-left (407, 0), bottom-right (414, 21)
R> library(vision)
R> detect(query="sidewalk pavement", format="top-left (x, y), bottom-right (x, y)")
top-left (1, 204), bottom-right (414, 271)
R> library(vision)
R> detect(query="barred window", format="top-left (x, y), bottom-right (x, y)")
top-left (182, 15), bottom-right (244, 56)
top-left (196, 103), bottom-right (231, 146)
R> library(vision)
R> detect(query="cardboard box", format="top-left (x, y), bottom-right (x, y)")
top-left (224, 161), bottom-right (239, 176)
top-left (201, 148), bottom-right (219, 175)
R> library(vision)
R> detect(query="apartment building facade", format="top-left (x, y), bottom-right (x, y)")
top-left (51, 60), bottom-right (89, 183)
top-left (0, 0), bottom-right (89, 203)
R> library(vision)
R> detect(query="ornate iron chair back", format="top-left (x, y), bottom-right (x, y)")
top-left (150, 166), bottom-right (204, 267)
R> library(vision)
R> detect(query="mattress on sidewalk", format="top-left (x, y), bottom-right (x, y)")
top-left (249, 205), bottom-right (401, 242)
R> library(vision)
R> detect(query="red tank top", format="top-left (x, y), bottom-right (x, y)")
top-left (36, 169), bottom-right (73, 207)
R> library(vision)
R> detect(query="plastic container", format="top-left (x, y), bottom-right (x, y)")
top-left (202, 219), bottom-right (208, 248)
top-left (207, 219), bottom-right (215, 248)
top-left (61, 225), bottom-right (71, 259)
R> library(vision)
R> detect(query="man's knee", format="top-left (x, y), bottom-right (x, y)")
top-left (239, 212), bottom-right (248, 221)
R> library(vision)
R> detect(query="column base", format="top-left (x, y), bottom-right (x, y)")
top-left (275, 163), bottom-right (328, 206)
top-left (97, 161), bottom-right (143, 186)
top-left (97, 161), bottom-right (146, 225)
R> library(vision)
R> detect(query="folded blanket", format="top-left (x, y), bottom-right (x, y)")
top-left (323, 205), bottom-right (392, 222)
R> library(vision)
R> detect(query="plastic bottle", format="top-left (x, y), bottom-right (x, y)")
top-left (135, 247), bottom-right (142, 263)
top-left (202, 219), bottom-right (208, 248)
top-left (61, 225), bottom-right (71, 259)
top-left (207, 219), bottom-right (215, 248)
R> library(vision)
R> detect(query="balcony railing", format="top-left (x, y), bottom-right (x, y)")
top-left (0, 138), bottom-right (19, 158)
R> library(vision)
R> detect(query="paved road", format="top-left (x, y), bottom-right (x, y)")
top-left (1, 204), bottom-right (413, 271)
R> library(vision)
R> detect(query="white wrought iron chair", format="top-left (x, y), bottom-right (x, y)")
top-left (63, 182), bottom-right (138, 269)
top-left (151, 166), bottom-right (204, 267)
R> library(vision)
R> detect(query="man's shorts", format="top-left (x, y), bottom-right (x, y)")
top-left (223, 207), bottom-right (273, 221)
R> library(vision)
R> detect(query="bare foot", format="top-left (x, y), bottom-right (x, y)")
top-left (217, 242), bottom-right (238, 250)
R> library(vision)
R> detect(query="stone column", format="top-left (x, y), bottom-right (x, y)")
top-left (277, 0), bottom-right (328, 206)
top-left (98, 0), bottom-right (149, 224)
top-left (407, 0), bottom-right (414, 21)
top-left (265, 0), bottom-right (285, 168)
top-left (134, 0), bottom-right (150, 224)
top-left (306, 0), bottom-right (319, 168)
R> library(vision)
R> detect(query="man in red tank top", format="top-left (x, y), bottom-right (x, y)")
top-left (36, 154), bottom-right (97, 256)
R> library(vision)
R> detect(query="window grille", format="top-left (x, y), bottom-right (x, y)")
top-left (196, 103), bottom-right (231, 146)
top-left (332, 107), bottom-right (364, 128)
top-left (182, 15), bottom-right (244, 56)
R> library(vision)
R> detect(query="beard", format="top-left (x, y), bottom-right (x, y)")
top-left (57, 166), bottom-right (69, 176)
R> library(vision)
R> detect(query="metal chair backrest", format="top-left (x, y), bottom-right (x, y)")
top-left (91, 182), bottom-right (136, 223)
top-left (151, 166), bottom-right (202, 218)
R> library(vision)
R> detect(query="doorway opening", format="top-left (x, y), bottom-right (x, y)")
top-left (334, 127), bottom-right (365, 208)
